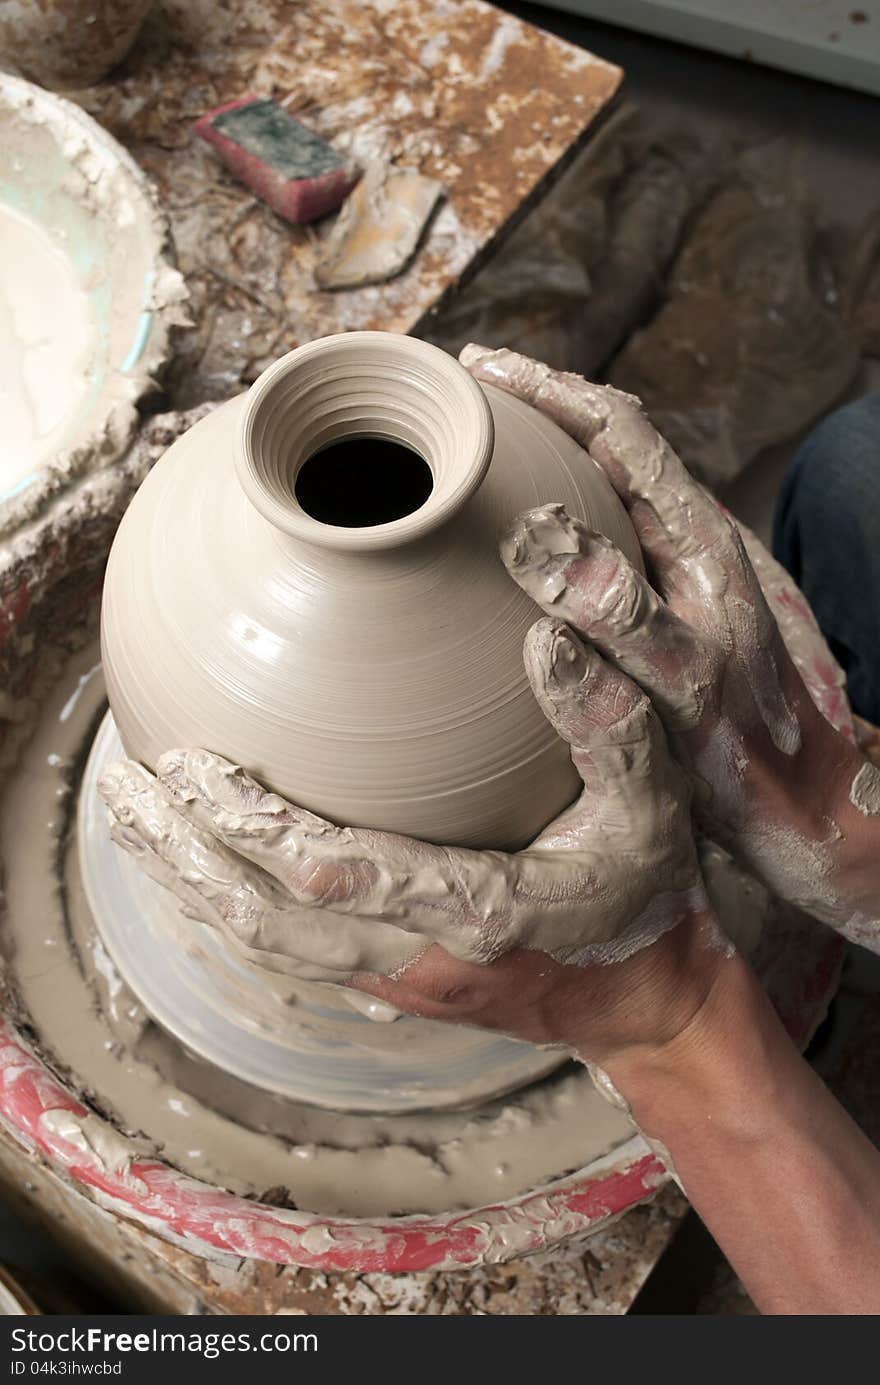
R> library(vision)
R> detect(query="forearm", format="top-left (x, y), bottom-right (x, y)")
top-left (602, 952), bottom-right (880, 1314)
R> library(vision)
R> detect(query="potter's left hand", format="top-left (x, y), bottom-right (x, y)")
top-left (99, 617), bottom-right (727, 1066)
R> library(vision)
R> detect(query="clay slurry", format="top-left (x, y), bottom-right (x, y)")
top-left (295, 437), bottom-right (434, 528)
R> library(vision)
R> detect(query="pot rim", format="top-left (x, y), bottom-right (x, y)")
top-left (235, 331), bottom-right (495, 552)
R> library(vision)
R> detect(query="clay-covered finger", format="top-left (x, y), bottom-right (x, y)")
top-left (109, 807), bottom-right (424, 980)
top-left (161, 760), bottom-right (529, 969)
top-left (505, 507), bottom-right (722, 732)
top-left (100, 759), bottom-right (293, 936)
top-left (158, 749), bottom-right (336, 839)
top-left (106, 815), bottom-right (223, 930)
top-left (107, 813), bottom-right (319, 978)
top-left (524, 615), bottom-right (647, 751)
top-left (156, 750), bottom-right (403, 907)
top-left (461, 344), bottom-right (747, 604)
top-left (157, 749), bottom-right (390, 910)
top-left (156, 749), bottom-right (520, 964)
top-left (519, 630), bottom-right (706, 970)
top-left (111, 804), bottom-right (426, 978)
top-left (522, 617), bottom-right (686, 801)
top-left (225, 907), bottom-right (429, 980)
top-left (101, 762), bottom-right (428, 978)
top-left (461, 346), bottom-right (653, 505)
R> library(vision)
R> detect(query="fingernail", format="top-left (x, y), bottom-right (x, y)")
top-left (524, 618), bottom-right (594, 699)
top-left (97, 765), bottom-right (125, 801)
top-left (157, 749), bottom-right (199, 802)
top-left (545, 626), bottom-right (592, 692)
top-left (458, 342), bottom-right (495, 371)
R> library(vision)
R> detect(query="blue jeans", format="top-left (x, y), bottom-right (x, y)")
top-left (773, 395), bottom-right (880, 727)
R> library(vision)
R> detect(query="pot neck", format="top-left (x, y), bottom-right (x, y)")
top-left (234, 332), bottom-right (495, 554)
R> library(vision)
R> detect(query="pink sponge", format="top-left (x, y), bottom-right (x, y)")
top-left (194, 96), bottom-right (359, 225)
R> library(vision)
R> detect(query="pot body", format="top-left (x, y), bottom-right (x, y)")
top-left (102, 333), bottom-right (643, 850)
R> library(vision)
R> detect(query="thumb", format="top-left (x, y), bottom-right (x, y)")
top-left (522, 617), bottom-right (677, 805)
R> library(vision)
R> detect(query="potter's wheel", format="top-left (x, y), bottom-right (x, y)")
top-left (78, 709), bottom-right (564, 1114)
top-left (0, 641), bottom-right (845, 1252)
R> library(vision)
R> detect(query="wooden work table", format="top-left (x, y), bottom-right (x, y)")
top-left (72, 0), bottom-right (623, 408)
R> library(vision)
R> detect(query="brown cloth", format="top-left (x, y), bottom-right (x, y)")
top-left (609, 143), bottom-right (860, 486)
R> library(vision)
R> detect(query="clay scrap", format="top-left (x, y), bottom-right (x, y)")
top-left (315, 162), bottom-right (444, 290)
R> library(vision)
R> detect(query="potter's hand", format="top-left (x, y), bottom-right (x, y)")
top-left (462, 344), bottom-right (880, 953)
top-left (98, 617), bottom-right (726, 1063)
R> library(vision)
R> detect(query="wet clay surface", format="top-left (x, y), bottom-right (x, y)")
top-left (0, 203), bottom-right (96, 487)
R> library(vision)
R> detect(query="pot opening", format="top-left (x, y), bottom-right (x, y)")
top-left (295, 436), bottom-right (434, 528)
top-left (237, 333), bottom-right (494, 551)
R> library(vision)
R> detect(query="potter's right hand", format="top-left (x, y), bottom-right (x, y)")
top-left (462, 345), bottom-right (880, 955)
top-left (98, 616), bottom-right (728, 1068)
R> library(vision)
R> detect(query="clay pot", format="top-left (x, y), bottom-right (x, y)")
top-left (0, 1), bottom-right (152, 90)
top-left (102, 332), bottom-right (643, 850)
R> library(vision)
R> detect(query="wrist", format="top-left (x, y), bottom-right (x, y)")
top-left (557, 909), bottom-right (733, 1074)
top-left (607, 963), bottom-right (739, 1112)
top-left (599, 942), bottom-right (880, 1315)
top-left (601, 947), bottom-right (795, 1140)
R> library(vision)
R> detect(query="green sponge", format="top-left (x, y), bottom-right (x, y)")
top-left (194, 96), bottom-right (359, 224)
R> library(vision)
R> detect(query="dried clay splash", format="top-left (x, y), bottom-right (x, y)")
top-left (850, 762), bottom-right (880, 818)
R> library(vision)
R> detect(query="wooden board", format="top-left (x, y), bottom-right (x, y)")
top-left (71, 0), bottom-right (622, 407)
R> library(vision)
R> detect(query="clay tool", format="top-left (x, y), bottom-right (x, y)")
top-left (314, 160), bottom-right (444, 289)
top-left (194, 96), bottom-right (359, 225)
